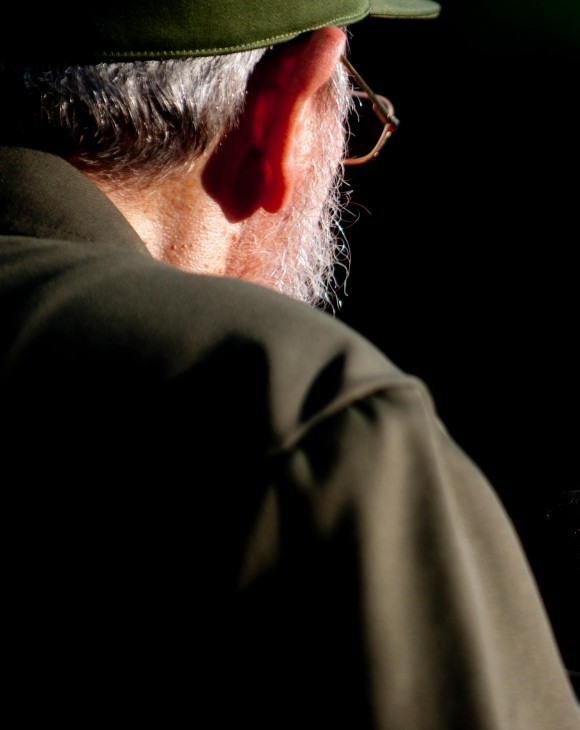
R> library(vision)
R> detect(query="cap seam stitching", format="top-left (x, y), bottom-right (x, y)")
top-left (94, 11), bottom-right (368, 58)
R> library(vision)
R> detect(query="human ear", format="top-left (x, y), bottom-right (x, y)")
top-left (201, 26), bottom-right (346, 223)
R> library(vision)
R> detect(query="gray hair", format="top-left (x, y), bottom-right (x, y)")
top-left (0, 50), bottom-right (266, 184)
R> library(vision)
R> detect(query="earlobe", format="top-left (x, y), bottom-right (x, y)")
top-left (235, 145), bottom-right (274, 214)
top-left (201, 26), bottom-right (346, 223)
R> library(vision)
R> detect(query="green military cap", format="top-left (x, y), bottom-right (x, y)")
top-left (2, 0), bottom-right (440, 62)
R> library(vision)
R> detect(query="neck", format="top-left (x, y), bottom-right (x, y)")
top-left (87, 166), bottom-right (239, 275)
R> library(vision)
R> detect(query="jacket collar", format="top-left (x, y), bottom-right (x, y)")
top-left (0, 146), bottom-right (147, 254)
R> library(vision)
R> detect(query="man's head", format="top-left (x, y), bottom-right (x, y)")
top-left (0, 1), bottom-right (440, 307)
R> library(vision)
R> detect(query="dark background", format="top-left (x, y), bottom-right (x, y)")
top-left (338, 1), bottom-right (579, 675)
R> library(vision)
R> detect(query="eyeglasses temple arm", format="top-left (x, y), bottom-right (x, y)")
top-left (340, 55), bottom-right (398, 128)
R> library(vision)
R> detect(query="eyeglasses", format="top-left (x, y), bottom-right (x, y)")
top-left (341, 55), bottom-right (399, 166)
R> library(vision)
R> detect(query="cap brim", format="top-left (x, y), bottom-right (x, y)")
top-left (369, 0), bottom-right (441, 19)
top-left (1, 1), bottom-right (442, 63)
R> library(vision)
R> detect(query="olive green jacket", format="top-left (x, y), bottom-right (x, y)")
top-left (1, 146), bottom-right (578, 728)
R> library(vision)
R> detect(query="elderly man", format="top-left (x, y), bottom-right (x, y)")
top-left (0, 2), bottom-right (578, 728)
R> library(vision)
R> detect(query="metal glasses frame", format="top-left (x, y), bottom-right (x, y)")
top-left (341, 55), bottom-right (399, 165)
